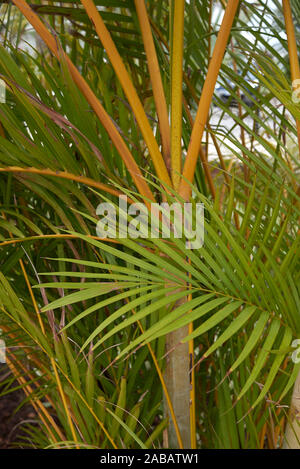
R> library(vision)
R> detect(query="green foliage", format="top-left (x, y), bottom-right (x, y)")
top-left (0, 0), bottom-right (299, 449)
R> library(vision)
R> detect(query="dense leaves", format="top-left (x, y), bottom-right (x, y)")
top-left (0, 0), bottom-right (299, 449)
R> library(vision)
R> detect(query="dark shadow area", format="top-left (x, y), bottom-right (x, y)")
top-left (0, 364), bottom-right (36, 449)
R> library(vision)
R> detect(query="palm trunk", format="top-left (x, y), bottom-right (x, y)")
top-left (164, 324), bottom-right (191, 448)
top-left (283, 369), bottom-right (300, 448)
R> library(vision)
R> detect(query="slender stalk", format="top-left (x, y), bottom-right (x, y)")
top-left (282, 0), bottom-right (300, 153)
top-left (179, 0), bottom-right (240, 200)
top-left (282, 0), bottom-right (300, 85)
top-left (0, 234), bottom-right (121, 248)
top-left (0, 166), bottom-right (124, 198)
top-left (134, 0), bottom-right (171, 171)
top-left (80, 0), bottom-right (172, 188)
top-left (171, 0), bottom-right (185, 190)
top-left (11, 0), bottom-right (154, 203)
top-left (150, 15), bottom-right (218, 197)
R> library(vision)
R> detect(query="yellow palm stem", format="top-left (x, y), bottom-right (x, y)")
top-left (179, 0), bottom-right (240, 200)
top-left (171, 0), bottom-right (185, 190)
top-left (282, 0), bottom-right (300, 153)
top-left (134, 0), bottom-right (171, 171)
top-left (0, 166), bottom-right (124, 198)
top-left (80, 0), bottom-right (172, 188)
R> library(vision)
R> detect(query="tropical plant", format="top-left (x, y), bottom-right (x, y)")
top-left (0, 0), bottom-right (299, 449)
